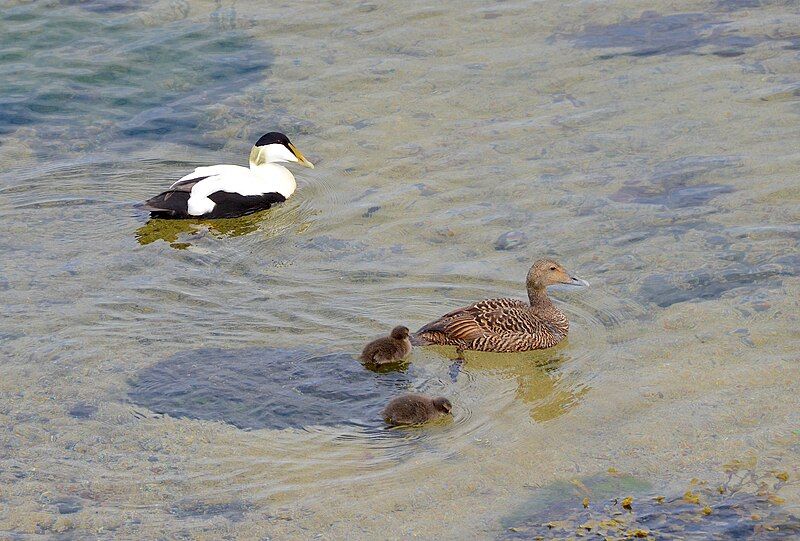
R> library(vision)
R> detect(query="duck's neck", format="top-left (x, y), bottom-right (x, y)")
top-left (528, 285), bottom-right (569, 336)
top-left (249, 161), bottom-right (297, 198)
top-left (527, 286), bottom-right (551, 308)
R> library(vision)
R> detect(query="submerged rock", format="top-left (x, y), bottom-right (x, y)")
top-left (169, 499), bottom-right (250, 522)
top-left (638, 263), bottom-right (788, 308)
top-left (494, 230), bottom-right (528, 251)
top-left (571, 11), bottom-right (759, 59)
top-left (612, 156), bottom-right (737, 208)
top-left (128, 347), bottom-right (416, 430)
top-left (60, 0), bottom-right (144, 14)
top-left (67, 403), bottom-right (97, 419)
top-left (300, 236), bottom-right (369, 255)
top-left (501, 470), bottom-right (800, 540)
top-left (613, 182), bottom-right (734, 208)
top-left (54, 498), bottom-right (83, 515)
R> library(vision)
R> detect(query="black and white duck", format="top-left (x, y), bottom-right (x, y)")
top-left (142, 132), bottom-right (314, 219)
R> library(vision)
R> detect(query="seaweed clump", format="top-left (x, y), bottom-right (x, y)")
top-left (502, 460), bottom-right (799, 540)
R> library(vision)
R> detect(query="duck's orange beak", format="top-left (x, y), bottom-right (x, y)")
top-left (288, 142), bottom-right (314, 168)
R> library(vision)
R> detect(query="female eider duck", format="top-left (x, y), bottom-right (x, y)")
top-left (414, 259), bottom-right (588, 352)
top-left (143, 132), bottom-right (314, 219)
top-left (383, 394), bottom-right (452, 426)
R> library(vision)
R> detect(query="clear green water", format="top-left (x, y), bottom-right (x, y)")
top-left (0, 0), bottom-right (798, 538)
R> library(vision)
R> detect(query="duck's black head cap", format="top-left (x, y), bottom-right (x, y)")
top-left (255, 132), bottom-right (291, 147)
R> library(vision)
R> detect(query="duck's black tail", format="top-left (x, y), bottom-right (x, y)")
top-left (142, 190), bottom-right (192, 218)
top-left (141, 176), bottom-right (209, 219)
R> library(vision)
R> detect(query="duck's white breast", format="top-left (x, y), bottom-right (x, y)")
top-left (182, 164), bottom-right (295, 216)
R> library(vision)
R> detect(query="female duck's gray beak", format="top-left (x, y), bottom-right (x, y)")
top-left (569, 276), bottom-right (590, 287)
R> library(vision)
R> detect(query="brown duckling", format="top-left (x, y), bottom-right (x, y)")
top-left (414, 259), bottom-right (588, 352)
top-left (383, 393), bottom-right (453, 426)
top-left (359, 325), bottom-right (412, 365)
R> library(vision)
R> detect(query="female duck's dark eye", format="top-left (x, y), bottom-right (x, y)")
top-left (549, 266), bottom-right (557, 271)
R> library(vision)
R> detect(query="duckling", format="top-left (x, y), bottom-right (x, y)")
top-left (383, 394), bottom-right (452, 426)
top-left (142, 132), bottom-right (314, 219)
top-left (414, 259), bottom-right (588, 352)
top-left (359, 326), bottom-right (412, 365)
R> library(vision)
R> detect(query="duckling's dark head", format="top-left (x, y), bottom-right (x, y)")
top-left (432, 396), bottom-right (452, 414)
top-left (390, 326), bottom-right (410, 340)
top-left (527, 259), bottom-right (588, 290)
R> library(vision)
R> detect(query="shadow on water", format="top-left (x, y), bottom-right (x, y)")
top-left (569, 11), bottom-right (767, 59)
top-left (136, 211), bottom-right (276, 249)
top-left (128, 347), bottom-right (419, 430)
top-left (458, 349), bottom-right (590, 423)
top-left (133, 195), bottom-right (311, 248)
top-left (0, 2), bottom-right (272, 151)
top-left (501, 465), bottom-right (800, 540)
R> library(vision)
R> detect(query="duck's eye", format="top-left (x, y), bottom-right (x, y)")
top-left (549, 266), bottom-right (557, 271)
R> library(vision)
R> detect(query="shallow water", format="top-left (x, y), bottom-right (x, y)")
top-left (1, 0), bottom-right (799, 538)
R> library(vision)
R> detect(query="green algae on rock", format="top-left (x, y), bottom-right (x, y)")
top-left (501, 466), bottom-right (799, 540)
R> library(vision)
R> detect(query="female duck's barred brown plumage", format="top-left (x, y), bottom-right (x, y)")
top-left (415, 297), bottom-right (568, 352)
top-left (414, 259), bottom-right (584, 353)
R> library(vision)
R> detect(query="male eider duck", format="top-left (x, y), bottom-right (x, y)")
top-left (383, 394), bottom-right (452, 426)
top-left (414, 259), bottom-right (588, 352)
top-left (142, 132), bottom-right (314, 219)
top-left (360, 326), bottom-right (412, 365)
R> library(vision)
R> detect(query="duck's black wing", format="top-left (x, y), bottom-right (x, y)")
top-left (204, 191), bottom-right (286, 218)
top-left (142, 176), bottom-right (286, 219)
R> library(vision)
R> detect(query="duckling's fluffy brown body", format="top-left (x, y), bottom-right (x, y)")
top-left (414, 259), bottom-right (585, 352)
top-left (360, 326), bottom-right (412, 365)
top-left (383, 394), bottom-right (452, 426)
